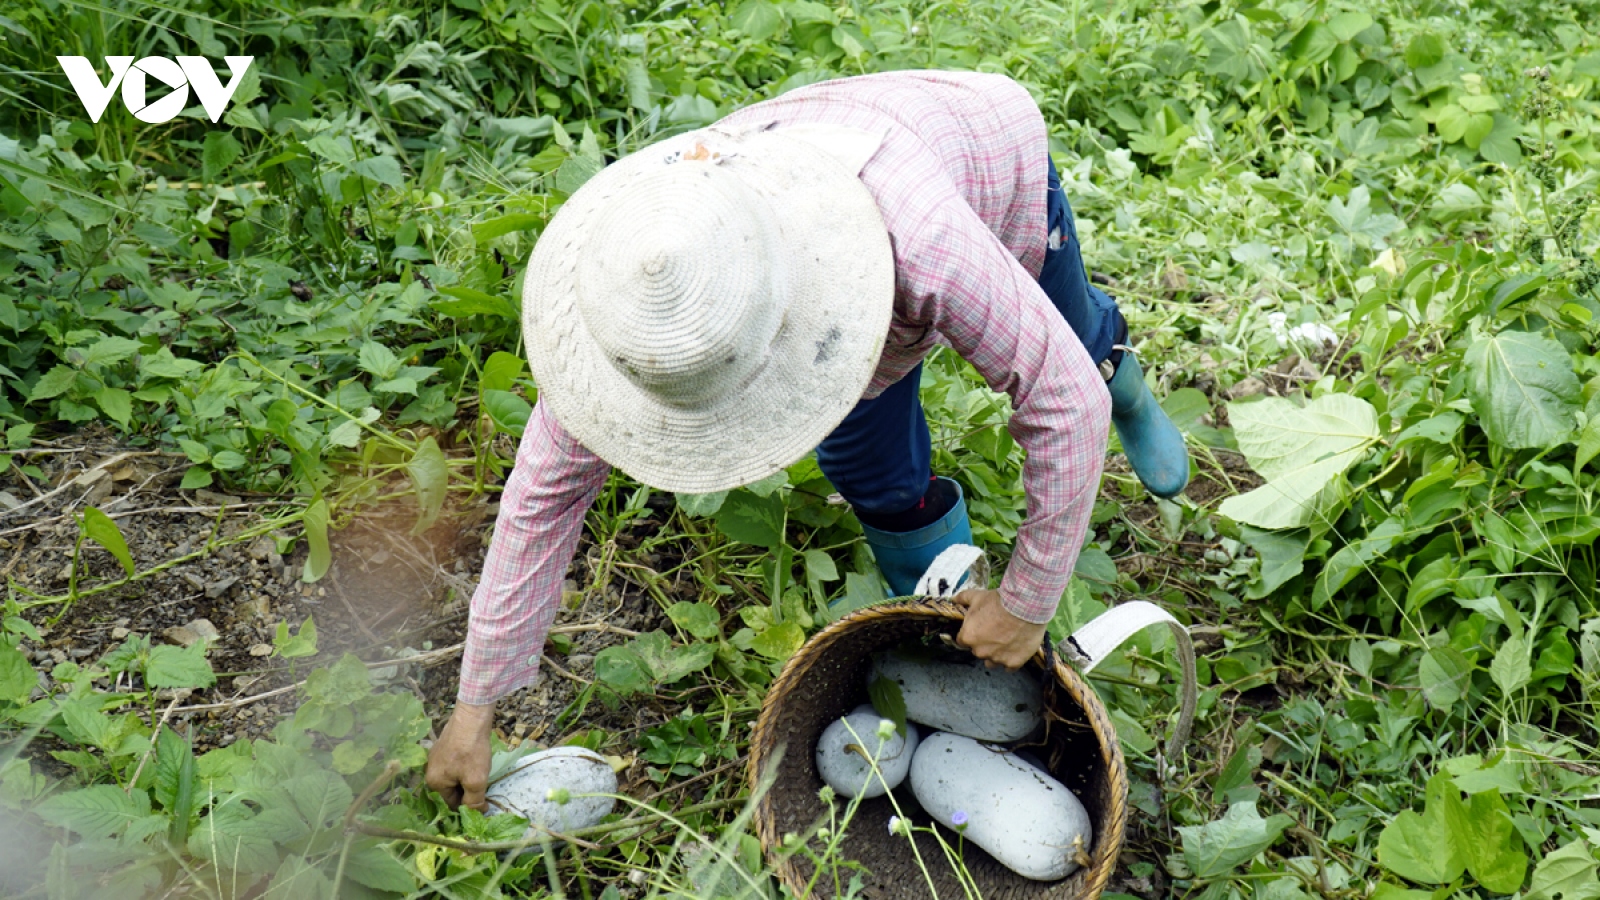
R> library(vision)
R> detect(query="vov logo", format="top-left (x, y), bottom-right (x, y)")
top-left (57, 56), bottom-right (253, 124)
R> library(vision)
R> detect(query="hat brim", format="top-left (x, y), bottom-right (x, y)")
top-left (522, 130), bottom-right (895, 494)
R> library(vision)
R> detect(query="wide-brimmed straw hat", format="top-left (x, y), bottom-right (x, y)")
top-left (521, 124), bottom-right (896, 493)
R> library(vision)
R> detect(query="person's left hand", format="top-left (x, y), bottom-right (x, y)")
top-left (952, 588), bottom-right (1047, 670)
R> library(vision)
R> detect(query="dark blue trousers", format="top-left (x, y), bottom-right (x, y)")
top-left (815, 158), bottom-right (1125, 517)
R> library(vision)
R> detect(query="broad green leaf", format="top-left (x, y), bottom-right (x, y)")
top-left (80, 336), bottom-right (141, 367)
top-left (1490, 634), bottom-right (1532, 695)
top-left (1178, 801), bottom-right (1293, 877)
top-left (1420, 647), bottom-right (1473, 710)
top-left (731, 0), bottom-right (784, 40)
top-left (667, 602), bottom-right (721, 640)
top-left (0, 642), bottom-right (36, 703)
top-left (201, 131), bottom-right (242, 183)
top-left (190, 802), bottom-right (283, 874)
top-left (81, 506), bottom-right (135, 577)
top-left (1464, 331), bottom-right (1580, 449)
top-left (210, 450), bottom-right (247, 471)
top-left (1371, 884), bottom-right (1434, 900)
top-left (1220, 394), bottom-right (1378, 529)
top-left (593, 646), bottom-right (651, 694)
top-left (1524, 839), bottom-right (1600, 900)
top-left (1378, 809), bottom-right (1459, 884)
top-left (1405, 33), bottom-right (1446, 69)
top-left (482, 389), bottom-right (532, 437)
top-left (351, 155), bottom-right (404, 187)
top-left (714, 490), bottom-right (785, 548)
top-left (1575, 416), bottom-right (1600, 472)
top-left (1459, 790), bottom-right (1529, 893)
top-left (676, 491), bottom-right (729, 517)
top-left (29, 364), bottom-right (79, 401)
top-left (867, 675), bottom-right (907, 737)
top-left (471, 212), bottom-right (546, 243)
top-left (434, 287), bottom-right (518, 320)
top-left (407, 436), bottom-right (448, 534)
top-left (749, 622), bottom-right (805, 660)
top-left (36, 785), bottom-right (154, 840)
top-left (357, 342), bottom-right (401, 380)
top-left (1240, 527), bottom-right (1308, 598)
top-left (1327, 10), bottom-right (1373, 40)
top-left (343, 841), bottom-right (417, 893)
top-left (146, 643), bottom-right (216, 690)
top-left (480, 351), bottom-right (526, 394)
top-left (94, 387), bottom-right (132, 426)
top-left (301, 498), bottom-right (332, 582)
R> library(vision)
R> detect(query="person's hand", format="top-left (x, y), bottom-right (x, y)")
top-left (425, 701), bottom-right (495, 811)
top-left (952, 589), bottom-right (1047, 670)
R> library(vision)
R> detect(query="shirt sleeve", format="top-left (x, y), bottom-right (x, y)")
top-left (899, 198), bottom-right (1112, 625)
top-left (457, 401), bottom-right (611, 705)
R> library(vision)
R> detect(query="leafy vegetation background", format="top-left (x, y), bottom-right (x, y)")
top-left (3, 0), bottom-right (1600, 897)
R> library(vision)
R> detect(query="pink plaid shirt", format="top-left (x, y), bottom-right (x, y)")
top-left (458, 71), bottom-right (1111, 705)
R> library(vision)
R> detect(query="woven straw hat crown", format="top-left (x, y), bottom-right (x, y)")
top-left (522, 126), bottom-right (895, 493)
top-left (576, 162), bottom-right (787, 410)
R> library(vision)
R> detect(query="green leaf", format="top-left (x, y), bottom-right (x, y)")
top-left (29, 364), bottom-right (79, 401)
top-left (201, 131), bottom-right (242, 183)
top-left (211, 450), bottom-right (247, 471)
top-left (749, 622), bottom-right (805, 660)
top-left (358, 342), bottom-right (401, 381)
top-left (1420, 647), bottom-right (1473, 710)
top-left (406, 436), bottom-right (448, 534)
top-left (1575, 417), bottom-right (1600, 473)
top-left (189, 802), bottom-right (282, 874)
top-left (482, 389), bottom-right (532, 437)
top-left (1240, 527), bottom-right (1308, 598)
top-left (1479, 114), bottom-right (1524, 166)
top-left (36, 785), bottom-right (155, 840)
top-left (1218, 394), bottom-right (1379, 529)
top-left (0, 642), bottom-right (36, 703)
top-left (471, 211), bottom-right (546, 243)
top-left (593, 646), bottom-right (652, 694)
top-left (1490, 634), bottom-right (1532, 695)
top-left (343, 841), bottom-right (417, 893)
top-left (866, 675), bottom-right (907, 737)
top-left (1378, 810), bottom-right (1457, 884)
top-left (714, 490), bottom-right (786, 548)
top-left (95, 387), bottom-right (132, 427)
top-left (1524, 839), bottom-right (1600, 900)
top-left (80, 506), bottom-right (135, 577)
top-left (180, 465), bottom-right (214, 490)
top-left (146, 642), bottom-right (216, 689)
top-left (80, 336), bottom-right (141, 367)
top-left (1327, 10), bottom-right (1372, 40)
top-left (1464, 331), bottom-right (1580, 449)
top-left (434, 287), bottom-right (518, 320)
top-left (1178, 801), bottom-right (1294, 877)
top-left (302, 498), bottom-right (332, 582)
top-left (1458, 790), bottom-right (1529, 893)
top-left (1405, 33), bottom-right (1447, 69)
top-left (351, 155), bottom-right (405, 187)
top-left (667, 602), bottom-right (721, 640)
top-left (731, 0), bottom-right (783, 40)
top-left (273, 616), bottom-right (318, 659)
top-left (480, 351), bottom-right (526, 394)
top-left (676, 491), bottom-right (729, 517)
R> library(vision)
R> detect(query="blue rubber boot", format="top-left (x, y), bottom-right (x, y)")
top-left (860, 477), bottom-right (974, 598)
top-left (1107, 353), bottom-right (1190, 498)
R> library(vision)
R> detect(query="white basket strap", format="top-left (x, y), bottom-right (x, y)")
top-left (1059, 600), bottom-right (1197, 769)
top-left (913, 544), bottom-right (987, 598)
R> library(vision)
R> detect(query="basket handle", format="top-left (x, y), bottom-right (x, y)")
top-left (1057, 601), bottom-right (1197, 772)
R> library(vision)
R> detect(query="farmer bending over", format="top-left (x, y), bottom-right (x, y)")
top-left (426, 71), bottom-right (1189, 810)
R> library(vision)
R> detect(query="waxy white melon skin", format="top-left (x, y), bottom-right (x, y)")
top-left (870, 652), bottom-right (1043, 742)
top-left (815, 711), bottom-right (920, 799)
top-left (485, 746), bottom-right (617, 836)
top-left (909, 732), bottom-right (1092, 881)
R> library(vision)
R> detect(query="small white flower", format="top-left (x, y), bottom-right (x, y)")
top-left (876, 719), bottom-right (896, 740)
top-left (887, 816), bottom-right (902, 835)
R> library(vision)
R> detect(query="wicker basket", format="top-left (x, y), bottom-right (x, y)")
top-left (748, 600), bottom-right (1128, 900)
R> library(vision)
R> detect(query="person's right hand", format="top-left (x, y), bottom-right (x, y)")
top-left (425, 701), bottom-right (495, 811)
